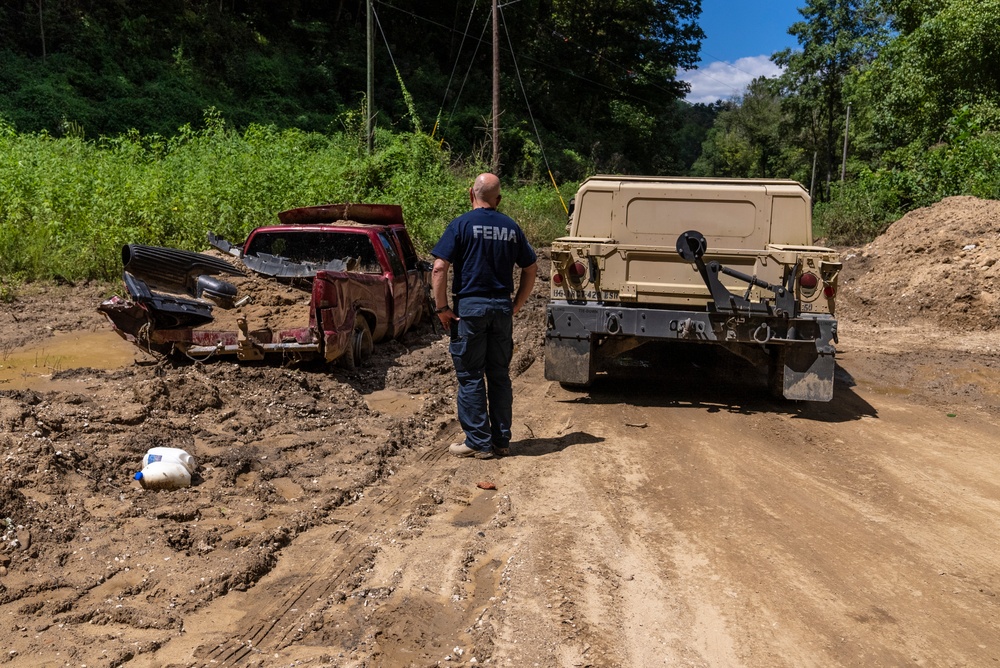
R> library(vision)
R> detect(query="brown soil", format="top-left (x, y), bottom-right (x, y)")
top-left (836, 195), bottom-right (1000, 331)
top-left (1, 196), bottom-right (998, 667)
top-left (198, 247), bottom-right (319, 336)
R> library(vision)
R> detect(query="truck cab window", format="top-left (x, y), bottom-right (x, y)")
top-left (378, 233), bottom-right (406, 276)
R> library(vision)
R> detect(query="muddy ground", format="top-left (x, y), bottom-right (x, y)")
top-left (1, 196), bottom-right (998, 667)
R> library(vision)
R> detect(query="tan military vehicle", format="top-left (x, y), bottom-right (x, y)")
top-left (545, 175), bottom-right (842, 401)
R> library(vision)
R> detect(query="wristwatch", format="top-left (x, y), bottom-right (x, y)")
top-left (434, 305), bottom-right (451, 313)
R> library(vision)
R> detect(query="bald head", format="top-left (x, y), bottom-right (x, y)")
top-left (470, 173), bottom-right (501, 209)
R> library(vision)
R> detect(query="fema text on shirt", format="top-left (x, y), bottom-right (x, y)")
top-left (472, 225), bottom-right (517, 242)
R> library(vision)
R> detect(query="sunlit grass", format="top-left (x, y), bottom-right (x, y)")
top-left (0, 114), bottom-right (571, 283)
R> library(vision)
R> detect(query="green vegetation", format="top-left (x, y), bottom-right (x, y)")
top-left (0, 1), bottom-right (696, 284)
top-left (0, 1), bottom-right (704, 178)
top-left (3, 0), bottom-right (998, 281)
top-left (694, 0), bottom-right (1000, 243)
top-left (0, 111), bottom-right (573, 282)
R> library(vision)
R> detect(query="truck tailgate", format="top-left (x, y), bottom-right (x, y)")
top-left (552, 240), bottom-right (785, 307)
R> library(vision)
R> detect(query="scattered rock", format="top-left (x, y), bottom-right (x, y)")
top-left (838, 196), bottom-right (1000, 331)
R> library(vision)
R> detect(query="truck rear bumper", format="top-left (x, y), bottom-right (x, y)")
top-left (544, 301), bottom-right (837, 401)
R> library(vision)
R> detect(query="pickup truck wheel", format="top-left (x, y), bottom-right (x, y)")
top-left (352, 316), bottom-right (374, 366)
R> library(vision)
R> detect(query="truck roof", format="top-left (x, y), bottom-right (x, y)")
top-left (583, 175), bottom-right (807, 189)
top-left (277, 203), bottom-right (404, 227)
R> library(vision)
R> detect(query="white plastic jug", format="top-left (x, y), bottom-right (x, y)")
top-left (142, 447), bottom-right (195, 473)
top-left (134, 461), bottom-right (192, 490)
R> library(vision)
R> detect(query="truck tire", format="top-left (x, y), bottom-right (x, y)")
top-left (352, 316), bottom-right (374, 365)
top-left (339, 315), bottom-right (374, 371)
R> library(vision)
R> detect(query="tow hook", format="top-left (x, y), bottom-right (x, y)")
top-left (237, 317), bottom-right (265, 361)
top-left (753, 323), bottom-right (773, 343)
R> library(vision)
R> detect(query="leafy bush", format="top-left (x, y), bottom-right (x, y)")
top-left (814, 169), bottom-right (905, 244)
top-left (819, 109), bottom-right (1000, 244)
top-left (0, 113), bottom-right (571, 282)
top-left (503, 181), bottom-right (576, 243)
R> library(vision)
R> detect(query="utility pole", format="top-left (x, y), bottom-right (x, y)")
top-left (38, 0), bottom-right (46, 63)
top-left (840, 103), bottom-right (851, 184)
top-left (810, 151), bottom-right (817, 201)
top-left (491, 0), bottom-right (500, 174)
top-left (366, 0), bottom-right (374, 155)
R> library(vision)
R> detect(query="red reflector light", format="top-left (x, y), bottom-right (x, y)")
top-left (824, 285), bottom-right (836, 298)
top-left (570, 262), bottom-right (586, 278)
top-left (799, 272), bottom-right (819, 289)
top-left (553, 273), bottom-right (563, 285)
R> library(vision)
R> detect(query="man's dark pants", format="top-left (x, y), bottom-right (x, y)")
top-left (449, 296), bottom-right (513, 453)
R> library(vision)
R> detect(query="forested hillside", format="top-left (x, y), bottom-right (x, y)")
top-left (0, 0), bottom-right (710, 178)
top-left (1, 0), bottom-right (998, 284)
top-left (695, 0), bottom-right (1000, 242)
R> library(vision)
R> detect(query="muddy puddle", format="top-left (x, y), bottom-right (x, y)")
top-left (0, 330), bottom-right (137, 390)
top-left (363, 388), bottom-right (426, 417)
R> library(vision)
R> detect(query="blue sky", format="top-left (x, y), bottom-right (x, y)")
top-left (683, 0), bottom-right (804, 104)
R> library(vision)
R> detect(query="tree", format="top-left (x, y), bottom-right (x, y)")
top-left (772, 0), bottom-right (886, 200)
top-left (488, 0), bottom-right (704, 174)
top-left (854, 0), bottom-right (1000, 153)
top-left (691, 77), bottom-right (804, 179)
top-left (0, 0), bottom-right (706, 176)
top-left (673, 99), bottom-right (725, 173)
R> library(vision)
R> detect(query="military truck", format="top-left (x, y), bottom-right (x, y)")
top-left (544, 176), bottom-right (842, 401)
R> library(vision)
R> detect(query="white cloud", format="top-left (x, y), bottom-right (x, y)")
top-left (681, 55), bottom-right (784, 104)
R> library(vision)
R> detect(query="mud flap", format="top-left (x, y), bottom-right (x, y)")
top-left (544, 336), bottom-right (595, 387)
top-left (780, 345), bottom-right (835, 402)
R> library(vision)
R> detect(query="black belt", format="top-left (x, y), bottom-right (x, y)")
top-left (454, 291), bottom-right (511, 299)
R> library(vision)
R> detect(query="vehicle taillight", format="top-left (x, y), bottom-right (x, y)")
top-left (553, 273), bottom-right (563, 286)
top-left (799, 272), bottom-right (819, 290)
top-left (569, 262), bottom-right (586, 279)
top-left (824, 285), bottom-right (836, 298)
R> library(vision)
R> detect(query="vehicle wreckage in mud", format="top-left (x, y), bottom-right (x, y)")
top-left (99, 203), bottom-right (431, 367)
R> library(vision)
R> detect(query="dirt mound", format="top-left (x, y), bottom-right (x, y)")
top-left (193, 247), bottom-right (318, 335)
top-left (837, 196), bottom-right (1000, 330)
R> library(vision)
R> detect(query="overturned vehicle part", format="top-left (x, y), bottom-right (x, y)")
top-left (122, 244), bottom-right (244, 296)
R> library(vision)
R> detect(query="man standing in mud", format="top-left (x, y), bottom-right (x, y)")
top-left (431, 173), bottom-right (538, 459)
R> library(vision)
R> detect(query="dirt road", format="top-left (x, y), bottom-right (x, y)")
top-left (3, 298), bottom-right (998, 668)
top-left (1, 196), bottom-right (999, 667)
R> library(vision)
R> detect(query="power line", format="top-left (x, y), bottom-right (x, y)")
top-left (374, 1), bottom-right (684, 109)
top-left (446, 9), bottom-right (491, 127)
top-left (498, 3), bottom-right (567, 212)
top-left (439, 1), bottom-right (480, 113)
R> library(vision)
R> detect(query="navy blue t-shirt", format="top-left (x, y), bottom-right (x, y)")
top-left (432, 207), bottom-right (537, 298)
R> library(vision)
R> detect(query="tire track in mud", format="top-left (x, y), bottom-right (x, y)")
top-left (147, 443), bottom-right (456, 666)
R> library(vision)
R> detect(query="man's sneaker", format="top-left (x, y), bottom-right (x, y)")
top-left (493, 444), bottom-right (511, 457)
top-left (449, 442), bottom-right (494, 459)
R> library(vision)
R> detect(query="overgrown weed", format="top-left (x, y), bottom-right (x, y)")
top-left (0, 113), bottom-right (572, 281)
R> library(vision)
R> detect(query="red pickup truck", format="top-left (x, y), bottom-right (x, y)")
top-left (98, 203), bottom-right (431, 367)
